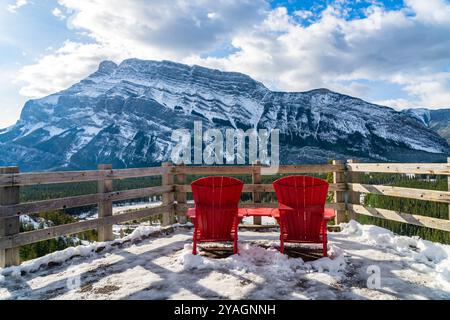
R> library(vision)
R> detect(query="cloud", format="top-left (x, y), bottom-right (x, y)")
top-left (15, 0), bottom-right (268, 97)
top-left (373, 98), bottom-right (418, 110)
top-left (52, 7), bottom-right (66, 20)
top-left (187, 1), bottom-right (450, 108)
top-left (16, 41), bottom-right (126, 97)
top-left (6, 0), bottom-right (27, 13)
top-left (59, 0), bottom-right (267, 56)
top-left (15, 0), bottom-right (450, 110)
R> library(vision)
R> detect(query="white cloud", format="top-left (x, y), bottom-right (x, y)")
top-left (52, 7), bottom-right (66, 20)
top-left (59, 0), bottom-right (267, 55)
top-left (15, 0), bottom-right (268, 97)
top-left (374, 98), bottom-right (418, 110)
top-left (16, 41), bottom-right (126, 97)
top-left (14, 0), bottom-right (450, 110)
top-left (6, 0), bottom-right (27, 13)
top-left (294, 10), bottom-right (313, 20)
top-left (187, 0), bottom-right (450, 109)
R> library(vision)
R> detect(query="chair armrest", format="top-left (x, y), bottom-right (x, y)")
top-left (238, 208), bottom-right (248, 218)
top-left (324, 208), bottom-right (336, 221)
top-left (188, 207), bottom-right (248, 218)
top-left (271, 209), bottom-right (280, 219)
top-left (278, 203), bottom-right (295, 211)
top-left (187, 208), bottom-right (196, 219)
top-left (272, 204), bottom-right (294, 219)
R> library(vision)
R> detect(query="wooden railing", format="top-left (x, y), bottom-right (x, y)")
top-left (1, 159), bottom-right (450, 267)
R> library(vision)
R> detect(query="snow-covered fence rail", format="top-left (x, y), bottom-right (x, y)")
top-left (1, 160), bottom-right (450, 267)
top-left (346, 159), bottom-right (450, 233)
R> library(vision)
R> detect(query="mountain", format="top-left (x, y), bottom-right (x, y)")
top-left (1, 59), bottom-right (448, 171)
top-left (402, 108), bottom-right (450, 145)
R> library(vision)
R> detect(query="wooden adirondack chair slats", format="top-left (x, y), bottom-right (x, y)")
top-left (273, 175), bottom-right (333, 257)
top-left (189, 175), bottom-right (335, 257)
top-left (190, 176), bottom-right (244, 255)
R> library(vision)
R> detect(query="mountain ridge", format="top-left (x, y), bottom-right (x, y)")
top-left (1, 58), bottom-right (448, 171)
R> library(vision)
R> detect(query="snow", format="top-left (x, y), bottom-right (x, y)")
top-left (0, 225), bottom-right (164, 278)
top-left (241, 216), bottom-right (277, 225)
top-left (19, 215), bottom-right (41, 230)
top-left (3, 59), bottom-right (448, 171)
top-left (77, 200), bottom-right (163, 220)
top-left (1, 221), bottom-right (450, 300)
top-left (45, 126), bottom-right (65, 138)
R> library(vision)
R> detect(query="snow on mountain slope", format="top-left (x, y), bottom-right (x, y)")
top-left (404, 108), bottom-right (450, 145)
top-left (0, 59), bottom-right (448, 171)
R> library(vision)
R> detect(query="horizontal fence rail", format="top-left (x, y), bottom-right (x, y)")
top-left (348, 183), bottom-right (450, 203)
top-left (0, 185), bottom-right (173, 218)
top-left (0, 167), bottom-right (166, 187)
top-left (346, 162), bottom-right (450, 175)
top-left (1, 159), bottom-right (450, 267)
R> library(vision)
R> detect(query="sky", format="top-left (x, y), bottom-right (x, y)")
top-left (0, 0), bottom-right (450, 129)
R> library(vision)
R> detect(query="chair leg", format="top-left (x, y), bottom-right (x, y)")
top-left (323, 220), bottom-right (328, 257)
top-left (193, 240), bottom-right (197, 255)
top-left (280, 236), bottom-right (284, 254)
top-left (233, 235), bottom-right (238, 254)
top-left (192, 228), bottom-right (197, 255)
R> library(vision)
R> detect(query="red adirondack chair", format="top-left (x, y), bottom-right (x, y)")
top-left (188, 176), bottom-right (244, 255)
top-left (272, 175), bottom-right (335, 257)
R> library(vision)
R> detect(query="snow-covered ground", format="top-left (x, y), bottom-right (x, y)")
top-left (1, 221), bottom-right (450, 300)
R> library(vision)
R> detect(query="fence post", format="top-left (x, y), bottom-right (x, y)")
top-left (347, 159), bottom-right (361, 221)
top-left (252, 161), bottom-right (262, 225)
top-left (162, 162), bottom-right (175, 226)
top-left (0, 167), bottom-right (20, 267)
top-left (448, 158), bottom-right (450, 220)
top-left (332, 160), bottom-right (347, 224)
top-left (97, 164), bottom-right (113, 241)
top-left (175, 163), bottom-right (187, 224)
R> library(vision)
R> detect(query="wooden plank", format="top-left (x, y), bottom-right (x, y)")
top-left (175, 202), bottom-right (344, 211)
top-left (346, 162), bottom-right (450, 175)
top-left (0, 205), bottom-right (172, 250)
top-left (0, 167), bottom-right (20, 267)
top-left (333, 160), bottom-right (347, 224)
top-left (97, 164), bottom-right (113, 241)
top-left (349, 204), bottom-right (450, 232)
top-left (176, 164), bottom-right (344, 175)
top-left (175, 183), bottom-right (345, 193)
top-left (347, 160), bottom-right (361, 220)
top-left (175, 164), bottom-right (187, 223)
top-left (0, 163), bottom-right (347, 187)
top-left (161, 163), bottom-right (175, 226)
top-left (448, 157), bottom-right (450, 219)
top-left (175, 165), bottom-right (254, 175)
top-left (276, 164), bottom-right (345, 173)
top-left (0, 185), bottom-right (173, 218)
top-left (0, 167), bottom-right (167, 187)
top-left (252, 161), bottom-right (262, 225)
top-left (239, 224), bottom-right (278, 229)
top-left (348, 183), bottom-right (450, 203)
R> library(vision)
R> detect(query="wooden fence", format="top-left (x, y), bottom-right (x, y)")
top-left (1, 159), bottom-right (450, 267)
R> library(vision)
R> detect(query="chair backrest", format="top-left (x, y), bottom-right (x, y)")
top-left (191, 176), bottom-right (244, 240)
top-left (273, 175), bottom-right (329, 241)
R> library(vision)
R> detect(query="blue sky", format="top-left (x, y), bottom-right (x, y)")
top-left (1, 0), bottom-right (450, 128)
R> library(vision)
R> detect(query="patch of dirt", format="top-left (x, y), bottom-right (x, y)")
top-left (240, 279), bottom-right (253, 286)
top-left (79, 283), bottom-right (93, 293)
top-left (93, 285), bottom-right (120, 295)
top-left (295, 278), bottom-right (310, 289)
